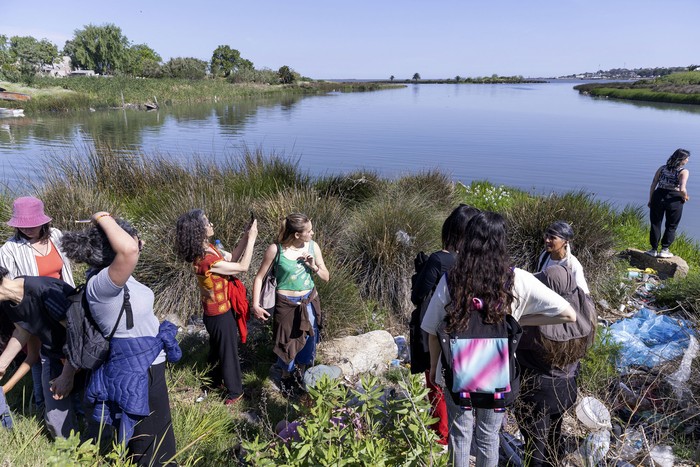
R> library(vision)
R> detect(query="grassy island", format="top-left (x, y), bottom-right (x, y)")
top-left (1, 148), bottom-right (699, 465)
top-left (0, 77), bottom-right (404, 113)
top-left (574, 71), bottom-right (700, 106)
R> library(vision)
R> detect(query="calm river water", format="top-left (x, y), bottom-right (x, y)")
top-left (1, 81), bottom-right (700, 239)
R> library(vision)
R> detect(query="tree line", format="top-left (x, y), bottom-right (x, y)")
top-left (0, 23), bottom-right (301, 85)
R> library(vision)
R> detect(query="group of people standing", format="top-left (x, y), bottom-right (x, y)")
top-left (0, 197), bottom-right (328, 466)
top-left (411, 207), bottom-right (593, 467)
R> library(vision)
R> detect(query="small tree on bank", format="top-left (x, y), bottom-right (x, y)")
top-left (278, 65), bottom-right (298, 84)
top-left (64, 23), bottom-right (129, 75)
top-left (412, 72), bottom-right (421, 81)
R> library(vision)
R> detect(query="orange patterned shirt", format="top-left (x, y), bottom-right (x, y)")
top-left (194, 246), bottom-right (231, 317)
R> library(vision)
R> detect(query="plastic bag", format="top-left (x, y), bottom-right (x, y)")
top-left (581, 430), bottom-right (610, 466)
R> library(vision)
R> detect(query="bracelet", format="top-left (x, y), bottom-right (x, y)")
top-left (94, 213), bottom-right (111, 222)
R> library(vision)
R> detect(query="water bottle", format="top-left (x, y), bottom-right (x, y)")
top-left (215, 239), bottom-right (223, 251)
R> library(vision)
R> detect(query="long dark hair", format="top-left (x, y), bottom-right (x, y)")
top-left (13, 223), bottom-right (52, 242)
top-left (442, 204), bottom-right (480, 252)
top-left (175, 209), bottom-right (207, 263)
top-left (61, 218), bottom-right (139, 269)
top-left (446, 211), bottom-right (515, 332)
top-left (666, 148), bottom-right (690, 170)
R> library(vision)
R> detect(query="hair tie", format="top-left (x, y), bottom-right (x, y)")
top-left (471, 297), bottom-right (483, 310)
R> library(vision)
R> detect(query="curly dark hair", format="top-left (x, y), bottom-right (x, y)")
top-left (442, 204), bottom-right (480, 252)
top-left (175, 209), bottom-right (207, 263)
top-left (60, 218), bottom-right (139, 269)
top-left (666, 148), bottom-right (690, 170)
top-left (13, 222), bottom-right (52, 242)
top-left (446, 211), bottom-right (515, 332)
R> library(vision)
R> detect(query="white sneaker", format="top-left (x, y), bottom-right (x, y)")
top-left (659, 249), bottom-right (673, 258)
top-left (644, 249), bottom-right (658, 257)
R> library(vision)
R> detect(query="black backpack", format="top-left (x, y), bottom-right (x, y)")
top-left (63, 279), bottom-right (133, 371)
top-left (409, 251), bottom-right (431, 374)
top-left (436, 299), bottom-right (522, 411)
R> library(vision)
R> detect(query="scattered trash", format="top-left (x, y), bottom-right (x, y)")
top-left (609, 307), bottom-right (695, 370)
top-left (302, 364), bottom-right (342, 389)
top-left (581, 429), bottom-right (610, 467)
top-left (618, 427), bottom-right (644, 461)
top-left (576, 397), bottom-right (612, 430)
top-left (394, 335), bottom-right (409, 361)
top-left (649, 444), bottom-right (675, 467)
top-left (395, 230), bottom-right (412, 246)
top-left (667, 335), bottom-right (699, 398)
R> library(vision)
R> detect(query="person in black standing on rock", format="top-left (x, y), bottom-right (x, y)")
top-left (647, 148), bottom-right (690, 258)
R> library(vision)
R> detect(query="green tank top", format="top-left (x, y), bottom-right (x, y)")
top-left (275, 241), bottom-right (316, 291)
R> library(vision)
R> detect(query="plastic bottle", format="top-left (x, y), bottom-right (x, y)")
top-left (582, 430), bottom-right (610, 466)
top-left (215, 239), bottom-right (223, 251)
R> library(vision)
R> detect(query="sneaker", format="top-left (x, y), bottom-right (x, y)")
top-left (659, 249), bottom-right (673, 258)
top-left (224, 394), bottom-right (244, 405)
top-left (644, 249), bottom-right (658, 257)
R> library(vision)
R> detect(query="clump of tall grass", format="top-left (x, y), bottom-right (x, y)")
top-left (654, 272), bottom-right (700, 314)
top-left (504, 191), bottom-right (618, 294)
top-left (314, 170), bottom-right (387, 206)
top-left (394, 170), bottom-right (458, 212)
top-left (456, 180), bottom-right (530, 212)
top-left (339, 190), bottom-right (444, 324)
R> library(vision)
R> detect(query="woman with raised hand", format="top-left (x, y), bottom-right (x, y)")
top-left (536, 220), bottom-right (590, 294)
top-left (0, 196), bottom-right (75, 421)
top-left (647, 148), bottom-right (691, 258)
top-left (251, 213), bottom-right (329, 393)
top-left (175, 209), bottom-right (257, 405)
top-left (61, 212), bottom-right (179, 466)
top-left (421, 211), bottom-right (576, 467)
top-left (409, 204), bottom-right (480, 446)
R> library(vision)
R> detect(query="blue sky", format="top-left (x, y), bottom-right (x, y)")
top-left (2, 0), bottom-right (698, 79)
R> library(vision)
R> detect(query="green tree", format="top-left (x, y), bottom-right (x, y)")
top-left (163, 57), bottom-right (208, 79)
top-left (390, 75), bottom-right (395, 81)
top-left (8, 35), bottom-right (58, 83)
top-left (455, 75), bottom-right (462, 82)
top-left (210, 45), bottom-right (253, 78)
top-left (125, 43), bottom-right (161, 77)
top-left (412, 73), bottom-right (421, 81)
top-left (278, 65), bottom-right (298, 84)
top-left (64, 24), bottom-right (130, 75)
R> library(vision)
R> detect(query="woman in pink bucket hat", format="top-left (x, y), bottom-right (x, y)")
top-left (0, 196), bottom-right (76, 438)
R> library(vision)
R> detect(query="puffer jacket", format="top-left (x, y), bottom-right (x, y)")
top-left (87, 321), bottom-right (181, 443)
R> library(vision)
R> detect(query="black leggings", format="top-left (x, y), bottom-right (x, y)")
top-left (129, 362), bottom-right (177, 466)
top-left (649, 188), bottom-right (685, 250)
top-left (203, 309), bottom-right (243, 398)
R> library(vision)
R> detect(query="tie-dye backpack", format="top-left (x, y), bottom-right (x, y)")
top-left (437, 297), bottom-right (522, 411)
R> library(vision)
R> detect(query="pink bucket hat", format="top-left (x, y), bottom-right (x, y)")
top-left (6, 196), bottom-right (52, 228)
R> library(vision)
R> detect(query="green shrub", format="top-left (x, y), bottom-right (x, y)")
top-left (339, 190), bottom-right (442, 324)
top-left (314, 170), bottom-right (387, 206)
top-left (455, 180), bottom-right (528, 212)
top-left (578, 328), bottom-right (622, 395)
top-left (242, 374), bottom-right (446, 466)
top-left (654, 271), bottom-right (700, 314)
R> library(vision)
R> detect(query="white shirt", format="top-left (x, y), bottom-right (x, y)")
top-left (420, 268), bottom-right (571, 385)
top-left (538, 253), bottom-right (589, 294)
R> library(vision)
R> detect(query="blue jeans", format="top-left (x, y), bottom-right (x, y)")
top-left (276, 292), bottom-right (318, 373)
top-left (444, 389), bottom-right (504, 467)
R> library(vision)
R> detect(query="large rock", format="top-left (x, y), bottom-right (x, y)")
top-left (626, 248), bottom-right (689, 279)
top-left (317, 330), bottom-right (398, 379)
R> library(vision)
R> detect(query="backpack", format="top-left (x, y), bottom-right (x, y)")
top-left (437, 298), bottom-right (522, 411)
top-left (63, 279), bottom-right (133, 371)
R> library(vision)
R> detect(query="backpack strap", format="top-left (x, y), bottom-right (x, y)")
top-left (106, 284), bottom-right (133, 340)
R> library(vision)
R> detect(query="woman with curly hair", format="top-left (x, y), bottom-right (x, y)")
top-left (647, 148), bottom-right (691, 258)
top-left (175, 209), bottom-right (257, 404)
top-left (251, 213), bottom-right (329, 393)
top-left (61, 212), bottom-right (180, 466)
top-left (421, 211), bottom-right (576, 467)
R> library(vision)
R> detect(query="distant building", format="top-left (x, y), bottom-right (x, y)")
top-left (40, 56), bottom-right (96, 77)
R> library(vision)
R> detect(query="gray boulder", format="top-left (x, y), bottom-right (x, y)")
top-left (317, 330), bottom-right (398, 378)
top-left (626, 248), bottom-right (689, 279)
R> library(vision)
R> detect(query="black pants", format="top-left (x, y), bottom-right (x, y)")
top-left (129, 362), bottom-right (177, 466)
top-left (203, 309), bottom-right (243, 398)
top-left (649, 188), bottom-right (685, 250)
top-left (515, 373), bottom-right (577, 467)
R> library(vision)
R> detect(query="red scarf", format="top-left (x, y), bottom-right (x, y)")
top-left (227, 277), bottom-right (250, 343)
